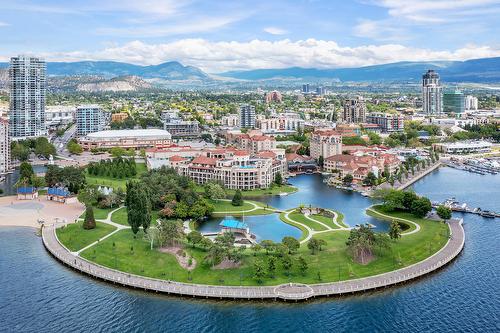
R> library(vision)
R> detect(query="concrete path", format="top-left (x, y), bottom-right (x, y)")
top-left (41, 218), bottom-right (465, 301)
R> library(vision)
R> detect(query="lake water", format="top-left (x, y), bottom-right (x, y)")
top-left (1, 167), bottom-right (499, 332)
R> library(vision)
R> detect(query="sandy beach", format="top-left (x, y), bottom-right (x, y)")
top-left (0, 195), bottom-right (85, 228)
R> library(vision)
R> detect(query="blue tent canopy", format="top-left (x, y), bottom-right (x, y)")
top-left (48, 187), bottom-right (71, 197)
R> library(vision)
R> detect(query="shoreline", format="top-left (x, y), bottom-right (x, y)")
top-left (41, 212), bottom-right (464, 301)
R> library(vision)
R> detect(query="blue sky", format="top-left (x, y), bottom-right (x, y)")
top-left (0, 0), bottom-right (499, 72)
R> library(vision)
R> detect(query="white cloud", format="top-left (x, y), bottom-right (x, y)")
top-left (0, 22), bottom-right (9, 27)
top-left (35, 39), bottom-right (500, 73)
top-left (263, 27), bottom-right (288, 35)
top-left (367, 0), bottom-right (500, 23)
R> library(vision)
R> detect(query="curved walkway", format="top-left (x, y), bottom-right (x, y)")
top-left (212, 199), bottom-right (263, 214)
top-left (42, 217), bottom-right (464, 301)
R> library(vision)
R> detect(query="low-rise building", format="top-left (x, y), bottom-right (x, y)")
top-left (256, 112), bottom-right (304, 134)
top-left (45, 106), bottom-right (75, 129)
top-left (226, 131), bottom-right (277, 154)
top-left (310, 129), bottom-right (343, 159)
top-left (221, 114), bottom-right (240, 128)
top-left (79, 129), bottom-right (172, 150)
top-left (111, 112), bottom-right (129, 122)
top-left (433, 140), bottom-right (493, 154)
top-left (161, 110), bottom-right (200, 138)
top-left (366, 113), bottom-right (404, 133)
top-left (166, 148), bottom-right (287, 190)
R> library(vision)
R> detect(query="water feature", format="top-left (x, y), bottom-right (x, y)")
top-left (198, 214), bottom-right (302, 242)
top-left (1, 167), bottom-right (499, 332)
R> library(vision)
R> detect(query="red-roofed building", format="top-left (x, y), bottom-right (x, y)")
top-left (310, 129), bottom-right (343, 159)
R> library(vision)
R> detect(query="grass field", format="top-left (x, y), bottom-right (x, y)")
top-left (85, 163), bottom-right (147, 191)
top-left (210, 199), bottom-right (276, 216)
top-left (110, 207), bottom-right (159, 226)
top-left (79, 206), bottom-right (115, 220)
top-left (65, 206), bottom-right (450, 286)
top-left (56, 221), bottom-right (116, 252)
top-left (366, 205), bottom-right (418, 233)
top-left (287, 211), bottom-right (328, 231)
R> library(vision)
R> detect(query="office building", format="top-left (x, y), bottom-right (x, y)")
top-left (316, 87), bottom-right (326, 96)
top-left (443, 90), bottom-right (465, 114)
top-left (161, 109), bottom-right (200, 138)
top-left (342, 97), bottom-right (367, 123)
top-left (76, 105), bottom-right (106, 137)
top-left (239, 104), bottom-right (256, 129)
top-left (422, 70), bottom-right (443, 115)
top-left (9, 56), bottom-right (46, 139)
top-left (0, 116), bottom-right (10, 174)
top-left (302, 84), bottom-right (310, 94)
top-left (465, 95), bottom-right (478, 111)
top-left (45, 106), bottom-right (76, 130)
top-left (366, 112), bottom-right (404, 133)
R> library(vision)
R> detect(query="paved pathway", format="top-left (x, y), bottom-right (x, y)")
top-left (42, 217), bottom-right (464, 301)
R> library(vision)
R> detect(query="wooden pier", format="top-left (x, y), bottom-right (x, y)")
top-left (42, 219), bottom-right (465, 301)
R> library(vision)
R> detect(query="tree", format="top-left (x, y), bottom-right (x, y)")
top-left (82, 205), bottom-right (96, 230)
top-left (126, 182), bottom-right (152, 234)
top-left (67, 140), bottom-right (83, 155)
top-left (231, 189), bottom-right (243, 206)
top-left (436, 205), bottom-right (452, 222)
top-left (281, 254), bottom-right (293, 274)
top-left (368, 131), bottom-right (382, 145)
top-left (77, 185), bottom-right (99, 207)
top-left (19, 162), bottom-right (34, 182)
top-left (11, 142), bottom-right (30, 161)
top-left (260, 240), bottom-right (275, 255)
top-left (274, 172), bottom-right (283, 185)
top-left (158, 219), bottom-right (183, 247)
top-left (363, 172), bottom-right (377, 186)
top-left (282, 236), bottom-right (300, 254)
top-left (251, 244), bottom-right (262, 256)
top-left (389, 220), bottom-right (402, 240)
top-left (343, 174), bottom-right (353, 186)
top-left (186, 230), bottom-right (203, 247)
top-left (346, 224), bottom-right (383, 264)
top-left (110, 147), bottom-right (127, 158)
top-left (34, 137), bottom-right (56, 158)
top-left (204, 182), bottom-right (226, 200)
top-left (410, 197), bottom-right (432, 218)
top-left (253, 259), bottom-right (266, 283)
top-left (318, 155), bottom-right (324, 167)
top-left (307, 238), bottom-right (321, 254)
top-left (267, 256), bottom-right (276, 278)
top-left (297, 256), bottom-right (308, 276)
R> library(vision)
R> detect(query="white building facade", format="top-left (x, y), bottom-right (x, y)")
top-left (9, 56), bottom-right (46, 139)
top-left (422, 70), bottom-right (443, 116)
top-left (0, 117), bottom-right (10, 174)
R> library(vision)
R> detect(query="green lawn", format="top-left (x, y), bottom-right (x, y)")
top-left (287, 211), bottom-right (328, 231)
top-left (311, 214), bottom-right (341, 229)
top-left (79, 206), bottom-right (115, 220)
top-left (85, 163), bottom-right (147, 191)
top-left (211, 199), bottom-right (275, 216)
top-left (56, 221), bottom-right (116, 252)
top-left (110, 207), bottom-right (159, 226)
top-left (69, 206), bottom-right (449, 286)
top-left (366, 205), bottom-right (418, 233)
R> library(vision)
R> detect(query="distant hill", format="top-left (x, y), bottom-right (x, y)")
top-left (0, 60), bottom-right (210, 81)
top-left (75, 76), bottom-right (153, 92)
top-left (219, 57), bottom-right (500, 83)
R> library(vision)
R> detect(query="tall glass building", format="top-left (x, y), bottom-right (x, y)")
top-left (9, 56), bottom-right (46, 139)
top-left (443, 90), bottom-right (465, 114)
top-left (422, 70), bottom-right (443, 116)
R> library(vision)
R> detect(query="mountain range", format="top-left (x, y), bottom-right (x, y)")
top-left (0, 57), bottom-right (499, 84)
top-left (219, 57), bottom-right (500, 83)
top-left (0, 60), bottom-right (210, 81)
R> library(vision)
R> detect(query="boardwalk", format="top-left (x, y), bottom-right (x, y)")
top-left (42, 219), bottom-right (464, 301)
top-left (397, 162), bottom-right (442, 190)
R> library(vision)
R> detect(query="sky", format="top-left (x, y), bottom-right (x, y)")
top-left (0, 0), bottom-right (499, 73)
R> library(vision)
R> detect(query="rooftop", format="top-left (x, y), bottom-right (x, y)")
top-left (86, 129), bottom-right (172, 139)
top-left (219, 217), bottom-right (248, 230)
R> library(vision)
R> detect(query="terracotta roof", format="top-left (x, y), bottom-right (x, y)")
top-left (256, 150), bottom-right (276, 158)
top-left (191, 156), bottom-right (218, 166)
top-left (169, 155), bottom-right (187, 162)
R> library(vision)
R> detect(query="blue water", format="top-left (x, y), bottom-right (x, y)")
top-left (1, 167), bottom-right (499, 332)
top-left (198, 214), bottom-right (302, 242)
